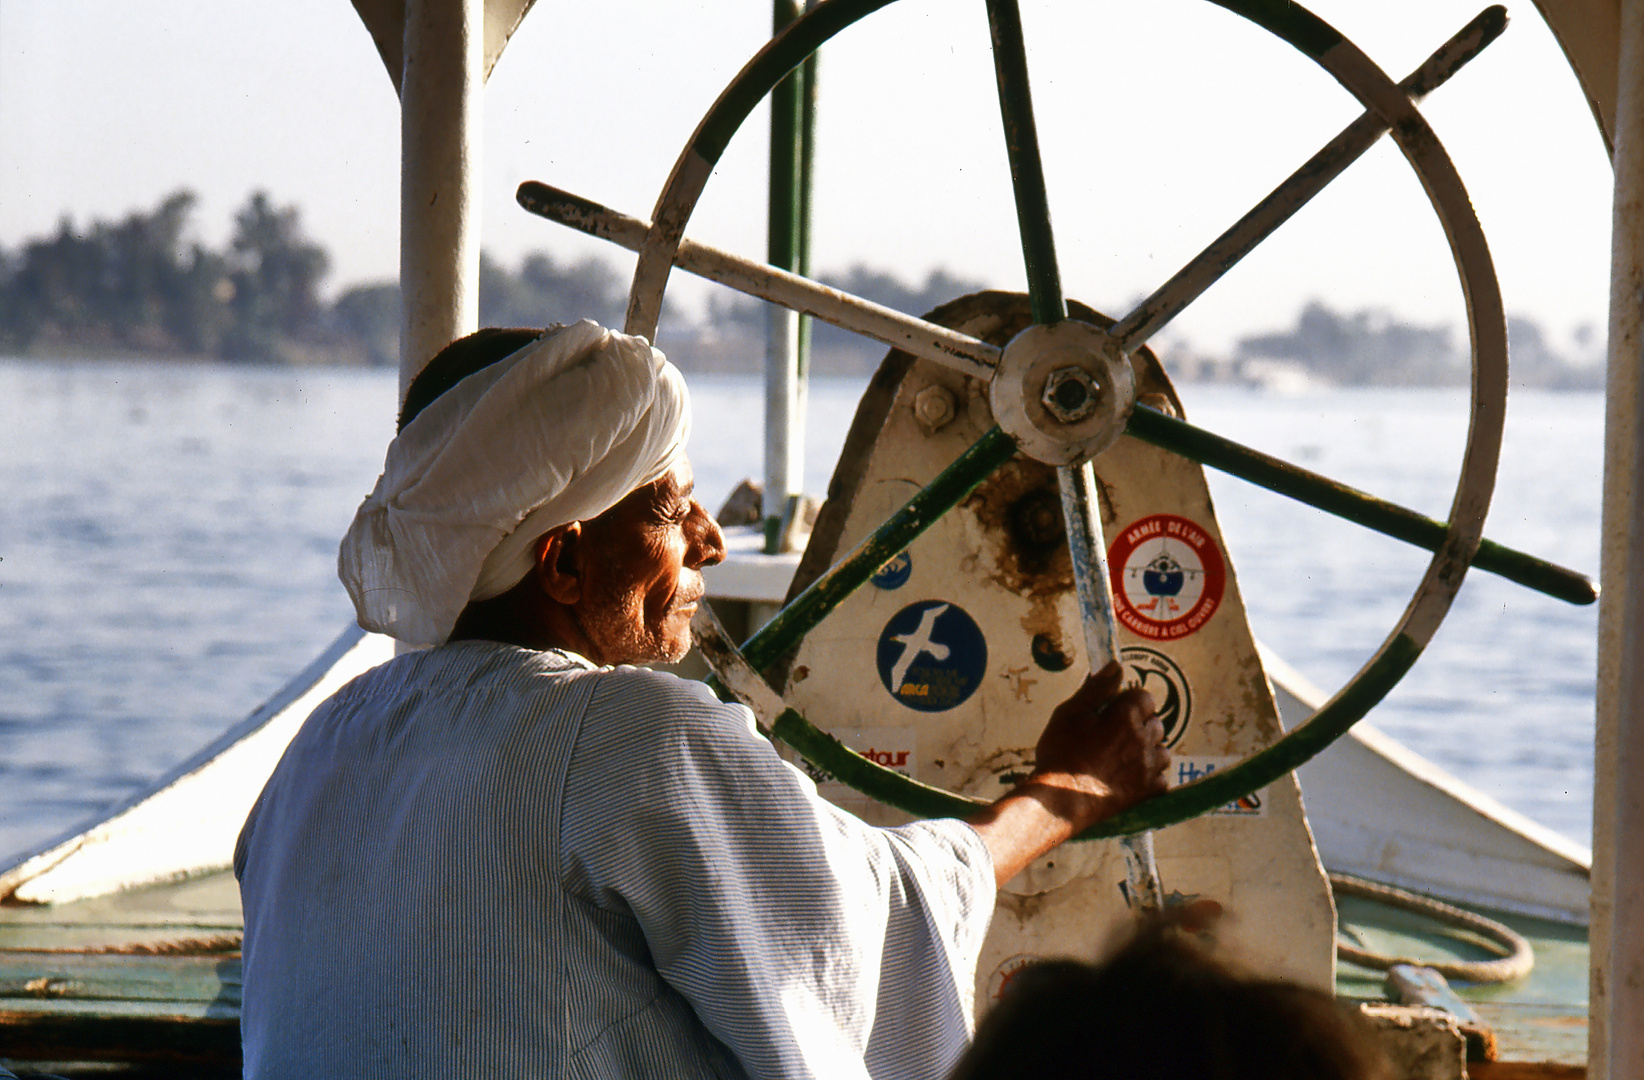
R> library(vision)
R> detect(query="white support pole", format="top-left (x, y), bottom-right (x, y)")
top-left (1593, 0), bottom-right (1644, 1074)
top-left (764, 306), bottom-right (804, 548)
top-left (398, 0), bottom-right (484, 400)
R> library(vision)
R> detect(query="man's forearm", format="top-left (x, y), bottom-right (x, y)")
top-left (965, 775), bottom-right (1119, 887)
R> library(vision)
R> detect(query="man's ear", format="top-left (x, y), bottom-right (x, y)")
top-left (533, 522), bottom-right (584, 605)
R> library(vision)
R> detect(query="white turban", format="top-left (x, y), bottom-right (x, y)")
top-left (338, 320), bottom-right (691, 646)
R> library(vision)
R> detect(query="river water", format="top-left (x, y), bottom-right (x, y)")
top-left (0, 358), bottom-right (1601, 864)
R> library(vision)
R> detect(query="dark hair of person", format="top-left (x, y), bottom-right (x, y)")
top-left (397, 326), bottom-right (549, 433)
top-left (949, 919), bottom-right (1390, 1080)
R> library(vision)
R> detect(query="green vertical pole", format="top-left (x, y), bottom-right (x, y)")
top-left (797, 23), bottom-right (817, 413)
top-left (764, 0), bottom-right (815, 554)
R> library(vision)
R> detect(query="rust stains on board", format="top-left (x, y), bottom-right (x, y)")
top-left (963, 456), bottom-right (1073, 599)
top-left (963, 455), bottom-right (1080, 667)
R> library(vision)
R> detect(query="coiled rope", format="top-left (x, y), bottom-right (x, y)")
top-left (1331, 871), bottom-right (1534, 984)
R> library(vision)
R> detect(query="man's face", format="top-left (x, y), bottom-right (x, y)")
top-left (574, 460), bottom-right (726, 665)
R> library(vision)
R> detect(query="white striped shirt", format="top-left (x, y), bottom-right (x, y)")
top-left (236, 641), bottom-right (995, 1078)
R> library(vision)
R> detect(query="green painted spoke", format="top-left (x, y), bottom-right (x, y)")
top-left (739, 426), bottom-right (1020, 672)
top-left (985, 0), bottom-right (1065, 324)
top-left (1126, 405), bottom-right (1595, 605)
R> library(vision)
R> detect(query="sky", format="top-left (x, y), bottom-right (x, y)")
top-left (0, 0), bottom-right (1617, 357)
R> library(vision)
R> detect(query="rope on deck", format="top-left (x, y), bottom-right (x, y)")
top-left (14, 933), bottom-right (245, 957)
top-left (1331, 872), bottom-right (1534, 984)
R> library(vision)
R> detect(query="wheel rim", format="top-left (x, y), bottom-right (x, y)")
top-left (625, 0), bottom-right (1507, 834)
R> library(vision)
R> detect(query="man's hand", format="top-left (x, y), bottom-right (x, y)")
top-left (1030, 661), bottom-right (1170, 823)
top-left (966, 662), bottom-right (1170, 887)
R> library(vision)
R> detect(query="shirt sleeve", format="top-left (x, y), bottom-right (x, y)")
top-left (559, 666), bottom-right (996, 1080)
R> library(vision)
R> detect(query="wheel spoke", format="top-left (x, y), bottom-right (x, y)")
top-left (1057, 461), bottom-right (1122, 669)
top-left (519, 182), bottom-right (1003, 381)
top-left (695, 602), bottom-right (992, 817)
top-left (1125, 404), bottom-right (1597, 605)
top-left (987, 0), bottom-right (1163, 904)
top-left (521, 175), bottom-right (1585, 607)
top-left (738, 426), bottom-right (1019, 673)
top-left (1110, 6), bottom-right (1506, 352)
top-left (1058, 459), bottom-right (1163, 907)
top-left (985, 0), bottom-right (1066, 324)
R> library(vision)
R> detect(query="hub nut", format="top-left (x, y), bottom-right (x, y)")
top-left (1042, 367), bottom-right (1100, 423)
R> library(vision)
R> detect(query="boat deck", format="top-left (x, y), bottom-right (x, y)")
top-left (1337, 893), bottom-right (1589, 1068)
top-left (0, 873), bottom-right (1590, 1076)
top-left (0, 872), bottom-right (240, 1075)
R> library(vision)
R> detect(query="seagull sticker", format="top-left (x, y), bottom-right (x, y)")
top-left (887, 602), bottom-right (951, 692)
top-left (876, 599), bottom-right (988, 712)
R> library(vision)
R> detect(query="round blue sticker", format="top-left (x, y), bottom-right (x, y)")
top-left (870, 550), bottom-right (913, 590)
top-left (876, 600), bottom-right (988, 712)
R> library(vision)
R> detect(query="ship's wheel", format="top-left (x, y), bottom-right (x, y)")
top-left (520, 0), bottom-right (1593, 838)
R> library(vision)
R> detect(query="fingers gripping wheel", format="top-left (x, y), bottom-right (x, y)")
top-left (988, 321), bottom-right (1137, 467)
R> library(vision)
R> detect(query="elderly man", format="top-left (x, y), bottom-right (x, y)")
top-left (235, 321), bottom-right (1168, 1079)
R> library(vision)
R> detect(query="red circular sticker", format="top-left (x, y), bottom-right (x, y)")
top-left (1107, 514), bottom-right (1227, 641)
top-left (986, 954), bottom-right (1040, 1002)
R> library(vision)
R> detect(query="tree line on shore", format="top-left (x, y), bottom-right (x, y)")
top-left (0, 188), bottom-right (628, 368)
top-left (0, 189), bottom-right (1604, 389)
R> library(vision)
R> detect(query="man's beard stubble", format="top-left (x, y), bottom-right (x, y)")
top-left (574, 576), bottom-right (690, 666)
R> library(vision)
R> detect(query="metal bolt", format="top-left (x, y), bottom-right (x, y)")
top-left (1041, 367), bottom-right (1101, 423)
top-left (913, 384), bottom-right (957, 432)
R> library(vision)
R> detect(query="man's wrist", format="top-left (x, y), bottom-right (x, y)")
top-left (966, 774), bottom-right (1127, 886)
top-left (1015, 771), bottom-right (1122, 835)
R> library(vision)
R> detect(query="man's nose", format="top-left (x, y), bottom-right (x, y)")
top-left (688, 502), bottom-right (727, 568)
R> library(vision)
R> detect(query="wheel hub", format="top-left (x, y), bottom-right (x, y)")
top-left (988, 319), bottom-right (1137, 466)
